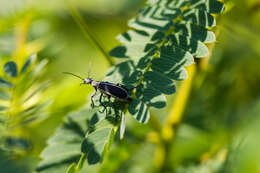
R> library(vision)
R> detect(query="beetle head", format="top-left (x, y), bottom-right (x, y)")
top-left (84, 78), bottom-right (92, 84)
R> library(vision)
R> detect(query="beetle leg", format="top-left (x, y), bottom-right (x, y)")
top-left (91, 87), bottom-right (97, 108)
top-left (99, 93), bottom-right (107, 114)
top-left (115, 108), bottom-right (119, 120)
top-left (107, 95), bottom-right (111, 102)
top-left (99, 93), bottom-right (103, 105)
top-left (107, 95), bottom-right (112, 114)
top-left (116, 110), bottom-right (122, 122)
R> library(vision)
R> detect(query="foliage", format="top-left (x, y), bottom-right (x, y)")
top-left (109, 0), bottom-right (224, 123)
top-left (36, 108), bottom-right (117, 172)
top-left (36, 0), bottom-right (225, 172)
top-left (1, 0), bottom-right (260, 173)
top-left (0, 54), bottom-right (50, 153)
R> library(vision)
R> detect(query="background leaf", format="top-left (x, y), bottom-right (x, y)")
top-left (0, 78), bottom-right (13, 88)
top-left (21, 54), bottom-right (36, 74)
top-left (0, 91), bottom-right (10, 100)
top-left (4, 61), bottom-right (17, 77)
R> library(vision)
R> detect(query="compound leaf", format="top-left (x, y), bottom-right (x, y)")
top-left (108, 0), bottom-right (224, 123)
top-left (37, 109), bottom-right (117, 172)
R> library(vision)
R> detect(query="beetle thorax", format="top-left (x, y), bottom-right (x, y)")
top-left (91, 80), bottom-right (99, 87)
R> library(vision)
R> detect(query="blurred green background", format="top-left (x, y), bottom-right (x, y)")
top-left (0, 0), bottom-right (260, 172)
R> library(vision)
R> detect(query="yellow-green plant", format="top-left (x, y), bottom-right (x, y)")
top-left (36, 0), bottom-right (225, 173)
top-left (0, 54), bottom-right (50, 153)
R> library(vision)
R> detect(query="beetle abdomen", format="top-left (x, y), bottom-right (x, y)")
top-left (99, 82), bottom-right (128, 100)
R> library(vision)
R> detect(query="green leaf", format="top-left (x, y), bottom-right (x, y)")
top-left (37, 109), bottom-right (117, 172)
top-left (143, 71), bottom-right (176, 95)
top-left (107, 0), bottom-right (224, 124)
top-left (182, 9), bottom-right (216, 28)
top-left (0, 91), bottom-right (10, 100)
top-left (4, 61), bottom-right (17, 77)
top-left (4, 137), bottom-right (31, 150)
top-left (0, 78), bottom-right (13, 88)
top-left (33, 59), bottom-right (48, 74)
top-left (109, 46), bottom-right (127, 58)
top-left (119, 114), bottom-right (126, 139)
top-left (106, 60), bottom-right (140, 85)
top-left (168, 34), bottom-right (209, 57)
top-left (81, 116), bottom-right (116, 164)
top-left (0, 105), bottom-right (8, 111)
top-left (21, 54), bottom-right (36, 74)
top-left (19, 102), bottom-right (51, 126)
top-left (81, 127), bottom-right (113, 164)
top-left (150, 45), bottom-right (193, 80)
top-left (173, 22), bottom-right (216, 43)
top-left (37, 109), bottom-right (94, 172)
top-left (38, 143), bottom-right (81, 170)
top-left (0, 115), bottom-right (5, 124)
top-left (128, 99), bottom-right (150, 123)
top-left (190, 0), bottom-right (225, 14)
top-left (117, 30), bottom-right (160, 45)
top-left (138, 86), bottom-right (167, 108)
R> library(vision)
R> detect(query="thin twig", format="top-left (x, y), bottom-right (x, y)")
top-left (67, 3), bottom-right (115, 66)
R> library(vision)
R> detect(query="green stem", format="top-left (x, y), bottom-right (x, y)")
top-left (67, 3), bottom-right (115, 66)
top-left (76, 153), bottom-right (86, 170)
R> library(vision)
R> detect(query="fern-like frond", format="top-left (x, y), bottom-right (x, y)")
top-left (109, 0), bottom-right (224, 123)
top-left (0, 54), bottom-right (50, 151)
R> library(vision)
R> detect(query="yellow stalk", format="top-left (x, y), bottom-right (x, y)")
top-left (162, 64), bottom-right (196, 141)
top-left (13, 14), bottom-right (32, 67)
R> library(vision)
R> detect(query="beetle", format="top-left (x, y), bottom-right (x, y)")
top-left (63, 66), bottom-right (132, 111)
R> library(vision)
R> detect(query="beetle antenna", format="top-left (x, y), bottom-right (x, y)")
top-left (88, 62), bottom-right (92, 78)
top-left (63, 72), bottom-right (85, 81)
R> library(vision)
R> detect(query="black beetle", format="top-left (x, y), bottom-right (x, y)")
top-left (63, 67), bottom-right (132, 110)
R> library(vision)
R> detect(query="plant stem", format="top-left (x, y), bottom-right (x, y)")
top-left (162, 65), bottom-right (196, 141)
top-left (156, 64), bottom-right (196, 172)
top-left (156, 39), bottom-right (218, 171)
top-left (67, 3), bottom-right (115, 66)
top-left (76, 153), bottom-right (86, 170)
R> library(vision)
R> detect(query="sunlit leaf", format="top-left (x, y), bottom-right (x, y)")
top-left (0, 78), bottom-right (13, 88)
top-left (21, 54), bottom-right (36, 74)
top-left (81, 120), bottom-right (114, 164)
top-left (0, 106), bottom-right (8, 111)
top-left (119, 114), bottom-right (126, 139)
top-left (143, 71), bottom-right (176, 95)
top-left (128, 99), bottom-right (150, 123)
top-left (0, 91), bottom-right (10, 100)
top-left (108, 0), bottom-right (224, 124)
top-left (4, 61), bottom-right (17, 77)
top-left (37, 109), bottom-right (116, 172)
